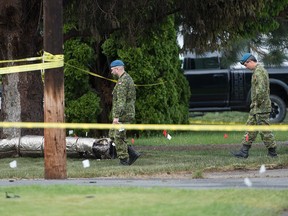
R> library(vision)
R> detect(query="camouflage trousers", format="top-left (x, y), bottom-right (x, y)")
top-left (241, 113), bottom-right (276, 148)
top-left (109, 126), bottom-right (128, 159)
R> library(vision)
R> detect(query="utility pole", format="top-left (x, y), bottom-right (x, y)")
top-left (43, 0), bottom-right (67, 179)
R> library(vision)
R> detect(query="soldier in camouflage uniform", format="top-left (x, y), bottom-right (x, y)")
top-left (231, 53), bottom-right (278, 158)
top-left (109, 60), bottom-right (140, 165)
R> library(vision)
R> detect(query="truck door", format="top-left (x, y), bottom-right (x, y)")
top-left (184, 69), bottom-right (230, 108)
top-left (229, 69), bottom-right (251, 107)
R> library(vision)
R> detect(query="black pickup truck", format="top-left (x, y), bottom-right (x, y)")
top-left (183, 59), bottom-right (288, 123)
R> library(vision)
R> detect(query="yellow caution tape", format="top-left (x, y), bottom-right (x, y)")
top-left (0, 52), bottom-right (63, 74)
top-left (42, 52), bottom-right (63, 62)
top-left (0, 62), bottom-right (63, 74)
top-left (64, 63), bottom-right (117, 83)
top-left (0, 51), bottom-right (63, 64)
top-left (0, 52), bottom-right (164, 86)
top-left (0, 56), bottom-right (42, 64)
top-left (0, 122), bottom-right (287, 131)
top-left (64, 63), bottom-right (165, 87)
top-left (0, 53), bottom-right (286, 132)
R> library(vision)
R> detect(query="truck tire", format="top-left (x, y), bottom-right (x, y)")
top-left (270, 95), bottom-right (286, 123)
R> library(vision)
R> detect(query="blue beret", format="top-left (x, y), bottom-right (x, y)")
top-left (110, 60), bottom-right (124, 68)
top-left (240, 53), bottom-right (256, 65)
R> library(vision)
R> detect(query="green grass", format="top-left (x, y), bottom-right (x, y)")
top-left (134, 111), bottom-right (288, 146)
top-left (0, 111), bottom-right (287, 215)
top-left (190, 110), bottom-right (288, 124)
top-left (135, 130), bottom-right (288, 146)
top-left (190, 111), bottom-right (249, 124)
top-left (0, 141), bottom-right (287, 179)
top-left (0, 111), bottom-right (288, 179)
top-left (0, 110), bottom-right (287, 178)
top-left (0, 185), bottom-right (287, 216)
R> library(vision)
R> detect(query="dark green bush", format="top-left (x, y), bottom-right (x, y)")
top-left (64, 39), bottom-right (102, 136)
top-left (65, 91), bottom-right (101, 136)
top-left (102, 17), bottom-right (190, 135)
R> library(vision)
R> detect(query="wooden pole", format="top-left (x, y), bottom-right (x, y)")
top-left (43, 0), bottom-right (67, 179)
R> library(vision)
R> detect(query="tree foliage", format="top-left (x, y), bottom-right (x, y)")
top-left (62, 0), bottom-right (288, 135)
top-left (102, 17), bottom-right (190, 126)
top-left (2, 0), bottom-right (288, 138)
top-left (218, 19), bottom-right (288, 68)
top-left (64, 0), bottom-right (288, 52)
top-left (179, 0), bottom-right (288, 52)
top-left (64, 39), bottom-right (102, 136)
top-left (255, 20), bottom-right (288, 66)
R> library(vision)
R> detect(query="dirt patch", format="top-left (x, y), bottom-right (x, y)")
top-left (98, 169), bottom-right (288, 180)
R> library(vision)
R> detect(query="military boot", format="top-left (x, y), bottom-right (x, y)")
top-left (231, 145), bottom-right (251, 158)
top-left (267, 147), bottom-right (278, 158)
top-left (128, 145), bottom-right (141, 165)
top-left (119, 158), bottom-right (129, 166)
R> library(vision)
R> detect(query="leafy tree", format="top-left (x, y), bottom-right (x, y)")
top-left (255, 20), bottom-right (288, 66)
top-left (1, 0), bottom-right (288, 138)
top-left (218, 19), bottom-right (288, 68)
top-left (102, 17), bottom-right (190, 128)
top-left (64, 0), bottom-right (288, 52)
top-left (179, 0), bottom-right (288, 52)
top-left (63, 0), bottom-right (288, 135)
top-left (64, 39), bottom-right (102, 136)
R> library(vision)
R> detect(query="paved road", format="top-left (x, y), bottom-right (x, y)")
top-left (1, 169), bottom-right (288, 190)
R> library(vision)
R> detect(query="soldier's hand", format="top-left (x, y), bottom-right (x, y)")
top-left (113, 118), bottom-right (119, 124)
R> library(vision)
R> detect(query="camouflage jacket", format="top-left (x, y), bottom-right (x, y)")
top-left (112, 72), bottom-right (136, 122)
top-left (250, 64), bottom-right (271, 114)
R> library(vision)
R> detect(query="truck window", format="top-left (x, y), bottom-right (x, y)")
top-left (183, 57), bottom-right (221, 70)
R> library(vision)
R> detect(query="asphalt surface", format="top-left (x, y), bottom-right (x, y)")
top-left (1, 168), bottom-right (288, 190)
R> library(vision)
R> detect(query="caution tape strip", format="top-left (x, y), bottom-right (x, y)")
top-left (0, 53), bottom-right (165, 86)
top-left (0, 61), bottom-right (63, 74)
top-left (0, 122), bottom-right (287, 131)
top-left (64, 63), bottom-right (165, 87)
top-left (0, 51), bottom-right (63, 64)
top-left (64, 63), bottom-right (117, 83)
top-left (0, 52), bottom-right (64, 74)
top-left (0, 56), bottom-right (42, 64)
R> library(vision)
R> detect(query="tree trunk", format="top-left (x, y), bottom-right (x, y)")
top-left (0, 1), bottom-right (44, 139)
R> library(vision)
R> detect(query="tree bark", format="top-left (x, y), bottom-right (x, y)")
top-left (0, 0), bottom-right (44, 139)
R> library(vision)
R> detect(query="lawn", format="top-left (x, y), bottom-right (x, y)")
top-left (0, 111), bottom-right (287, 216)
top-left (0, 111), bottom-right (288, 179)
top-left (0, 133), bottom-right (287, 179)
top-left (0, 185), bottom-right (287, 216)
